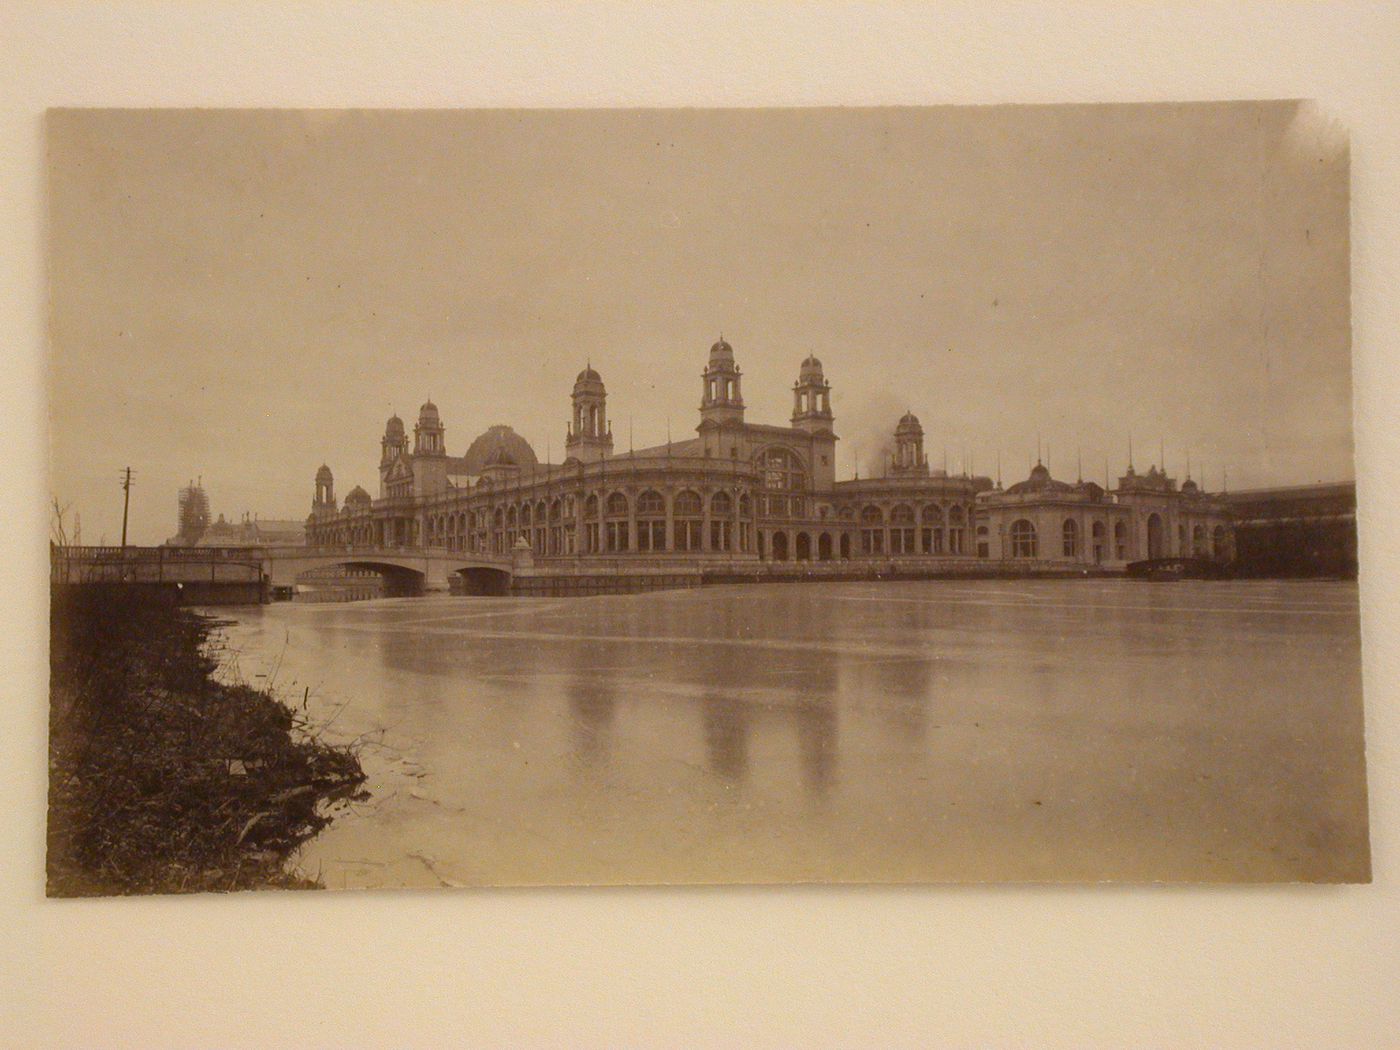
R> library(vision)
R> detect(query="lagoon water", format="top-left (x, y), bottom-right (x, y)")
top-left (213, 580), bottom-right (1369, 887)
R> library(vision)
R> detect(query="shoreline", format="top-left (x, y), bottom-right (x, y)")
top-left (47, 585), bottom-right (367, 897)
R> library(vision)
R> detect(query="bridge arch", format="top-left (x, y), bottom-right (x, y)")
top-left (293, 560), bottom-right (427, 598)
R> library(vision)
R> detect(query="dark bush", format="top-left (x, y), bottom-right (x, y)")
top-left (48, 586), bottom-right (366, 896)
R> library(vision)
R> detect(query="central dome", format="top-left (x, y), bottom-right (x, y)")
top-left (709, 337), bottom-right (733, 359)
top-left (459, 424), bottom-right (539, 475)
top-left (1006, 462), bottom-right (1076, 496)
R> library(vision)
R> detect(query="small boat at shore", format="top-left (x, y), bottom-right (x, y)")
top-left (1126, 558), bottom-right (1230, 581)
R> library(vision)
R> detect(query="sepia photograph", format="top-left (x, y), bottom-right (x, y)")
top-left (46, 103), bottom-right (1367, 894)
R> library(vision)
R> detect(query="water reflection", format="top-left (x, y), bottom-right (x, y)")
top-left (568, 673), bottom-right (616, 768)
top-left (794, 696), bottom-right (838, 800)
top-left (701, 693), bottom-right (750, 782)
top-left (214, 580), bottom-right (1368, 886)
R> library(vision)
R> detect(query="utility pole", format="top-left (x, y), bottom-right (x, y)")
top-left (119, 467), bottom-right (134, 550)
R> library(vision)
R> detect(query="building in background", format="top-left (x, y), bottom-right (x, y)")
top-left (174, 480), bottom-right (210, 545)
top-left (166, 481), bottom-right (305, 548)
top-left (1224, 483), bottom-right (1357, 578)
top-left (306, 338), bottom-right (1233, 573)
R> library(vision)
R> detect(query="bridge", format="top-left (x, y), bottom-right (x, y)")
top-left (261, 545), bottom-right (515, 596)
top-left (51, 544), bottom-right (518, 602)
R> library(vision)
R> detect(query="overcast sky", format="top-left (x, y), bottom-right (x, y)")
top-left (48, 103), bottom-right (1352, 545)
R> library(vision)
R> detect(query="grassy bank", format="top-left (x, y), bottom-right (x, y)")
top-left (47, 585), bottom-right (367, 896)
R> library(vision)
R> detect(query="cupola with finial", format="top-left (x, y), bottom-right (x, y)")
top-left (566, 362), bottom-right (613, 462)
top-left (700, 335), bottom-right (745, 426)
top-left (792, 353), bottom-right (834, 434)
top-left (890, 411), bottom-right (929, 477)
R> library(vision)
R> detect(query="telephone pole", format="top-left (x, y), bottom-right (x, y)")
top-left (119, 467), bottom-right (134, 550)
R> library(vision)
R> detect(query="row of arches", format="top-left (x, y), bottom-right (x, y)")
top-left (1006, 517), bottom-right (1229, 561)
top-left (759, 530), bottom-right (848, 562)
top-left (852, 503), bottom-right (973, 557)
top-left (419, 487), bottom-right (758, 557)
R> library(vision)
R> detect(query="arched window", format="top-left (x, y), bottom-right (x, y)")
top-left (976, 524), bottom-right (990, 559)
top-left (1092, 520), bottom-right (1107, 563)
top-left (549, 499), bottom-right (562, 522)
top-left (1113, 520), bottom-right (1128, 560)
top-left (492, 506), bottom-right (506, 554)
top-left (947, 505), bottom-right (967, 554)
top-left (890, 504), bottom-right (916, 555)
top-left (736, 493), bottom-right (753, 552)
top-left (604, 492), bottom-right (629, 552)
top-left (582, 494), bottom-right (600, 553)
top-left (757, 447), bottom-right (807, 518)
top-left (506, 506), bottom-right (517, 528)
top-left (1062, 518), bottom-right (1078, 557)
top-left (710, 491), bottom-right (733, 551)
top-left (771, 531), bottom-right (789, 561)
top-left (860, 505), bottom-right (884, 556)
top-left (521, 503), bottom-right (532, 526)
top-left (673, 490), bottom-right (702, 516)
top-left (636, 490), bottom-right (665, 551)
top-left (533, 501), bottom-right (547, 555)
top-left (1193, 524), bottom-right (1207, 557)
top-left (921, 504), bottom-right (944, 555)
top-left (673, 490), bottom-right (703, 551)
top-left (1010, 519), bottom-right (1037, 558)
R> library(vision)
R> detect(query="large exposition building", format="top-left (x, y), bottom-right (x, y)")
top-left (306, 339), bottom-right (1233, 585)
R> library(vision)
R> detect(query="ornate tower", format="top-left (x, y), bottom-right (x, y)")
top-left (412, 400), bottom-right (448, 495)
top-left (313, 464), bottom-right (336, 512)
top-left (891, 412), bottom-right (929, 477)
top-left (381, 413), bottom-right (408, 467)
top-left (566, 365), bottom-right (613, 462)
top-left (791, 354), bottom-right (834, 434)
top-left (699, 337), bottom-right (745, 426)
top-left (413, 400), bottom-right (445, 457)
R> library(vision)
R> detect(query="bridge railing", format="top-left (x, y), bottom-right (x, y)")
top-left (271, 544), bottom-right (513, 565)
top-left (51, 545), bottom-right (265, 584)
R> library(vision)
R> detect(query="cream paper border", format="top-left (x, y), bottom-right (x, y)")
top-left (3, 4), bottom-right (1397, 1046)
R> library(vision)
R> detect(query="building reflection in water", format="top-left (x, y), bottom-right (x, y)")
top-left (795, 696), bottom-right (838, 800)
top-left (701, 693), bottom-right (750, 782)
top-left (567, 672), bottom-right (617, 769)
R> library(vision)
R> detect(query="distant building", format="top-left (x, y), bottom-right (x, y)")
top-left (306, 338), bottom-right (1233, 572)
top-left (196, 513), bottom-right (306, 548)
top-left (167, 481), bottom-right (305, 548)
top-left (1224, 482), bottom-right (1357, 578)
top-left (174, 481), bottom-right (210, 545)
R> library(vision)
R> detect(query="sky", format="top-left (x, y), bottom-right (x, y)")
top-left (47, 103), bottom-right (1352, 546)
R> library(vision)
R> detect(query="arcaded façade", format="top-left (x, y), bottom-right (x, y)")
top-left (306, 338), bottom-right (1232, 571)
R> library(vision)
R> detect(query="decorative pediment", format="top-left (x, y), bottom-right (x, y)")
top-left (384, 456), bottom-right (415, 484)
